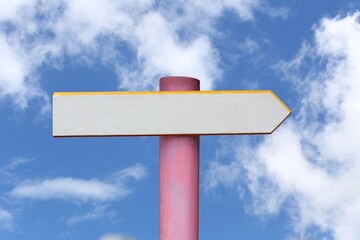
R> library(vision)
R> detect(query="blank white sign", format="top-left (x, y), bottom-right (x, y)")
top-left (53, 90), bottom-right (291, 137)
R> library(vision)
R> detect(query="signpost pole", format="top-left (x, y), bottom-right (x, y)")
top-left (159, 77), bottom-right (200, 240)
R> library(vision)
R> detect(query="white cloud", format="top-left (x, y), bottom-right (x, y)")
top-left (187, 0), bottom-right (261, 21)
top-left (0, 0), bottom-right (286, 110)
top-left (238, 37), bottom-right (260, 54)
top-left (10, 164), bottom-right (147, 202)
top-left (0, 0), bottom-right (36, 21)
top-left (3, 156), bottom-right (32, 171)
top-left (0, 34), bottom-right (42, 109)
top-left (204, 12), bottom-right (360, 240)
top-left (11, 178), bottom-right (120, 201)
top-left (0, 207), bottom-right (14, 231)
top-left (0, 157), bottom-right (32, 185)
top-left (120, 12), bottom-right (220, 90)
top-left (99, 233), bottom-right (135, 240)
top-left (67, 204), bottom-right (116, 225)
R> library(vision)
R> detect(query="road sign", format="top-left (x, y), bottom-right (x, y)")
top-left (53, 76), bottom-right (291, 240)
top-left (53, 90), bottom-right (291, 137)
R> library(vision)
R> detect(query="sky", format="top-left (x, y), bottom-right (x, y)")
top-left (1, 0), bottom-right (360, 239)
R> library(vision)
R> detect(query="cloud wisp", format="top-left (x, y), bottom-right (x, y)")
top-left (0, 0), bottom-right (286, 111)
top-left (204, 12), bottom-right (360, 240)
top-left (66, 204), bottom-right (116, 225)
top-left (10, 164), bottom-right (147, 202)
top-left (0, 207), bottom-right (14, 231)
top-left (2, 157), bottom-right (32, 171)
top-left (99, 233), bottom-right (135, 240)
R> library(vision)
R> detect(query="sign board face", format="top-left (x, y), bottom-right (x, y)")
top-left (53, 90), bottom-right (291, 137)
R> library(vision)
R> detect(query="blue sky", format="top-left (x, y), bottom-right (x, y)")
top-left (1, 1), bottom-right (360, 239)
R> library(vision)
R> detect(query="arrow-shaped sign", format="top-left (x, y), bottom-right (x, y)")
top-left (53, 90), bottom-right (291, 137)
top-left (52, 76), bottom-right (292, 240)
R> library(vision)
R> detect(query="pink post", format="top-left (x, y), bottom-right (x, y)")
top-left (160, 76), bottom-right (200, 240)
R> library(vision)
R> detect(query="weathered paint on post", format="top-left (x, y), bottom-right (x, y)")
top-left (160, 76), bottom-right (200, 240)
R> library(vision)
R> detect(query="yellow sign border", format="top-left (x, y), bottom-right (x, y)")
top-left (54, 90), bottom-right (291, 113)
